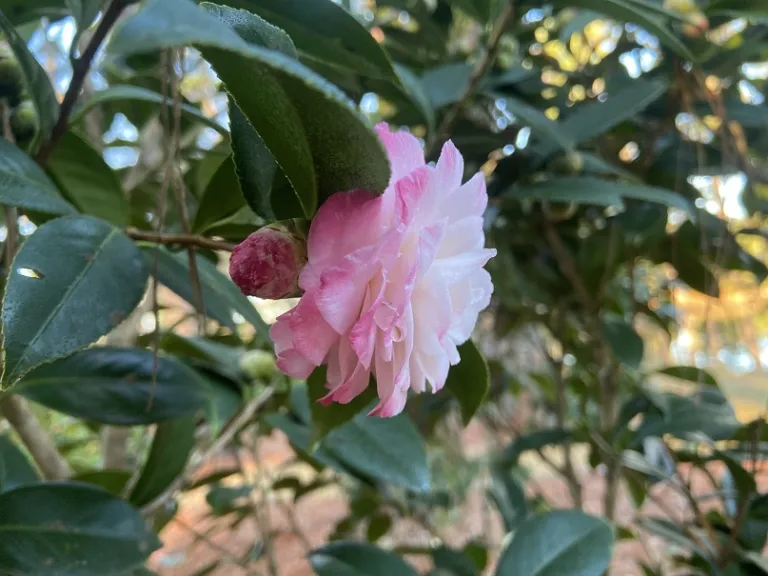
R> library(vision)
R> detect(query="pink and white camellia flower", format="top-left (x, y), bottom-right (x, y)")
top-left (270, 123), bottom-right (496, 417)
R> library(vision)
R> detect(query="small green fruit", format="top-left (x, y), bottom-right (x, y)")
top-left (0, 55), bottom-right (24, 108)
top-left (10, 100), bottom-right (37, 143)
top-left (240, 349), bottom-right (277, 380)
top-left (548, 151), bottom-right (584, 175)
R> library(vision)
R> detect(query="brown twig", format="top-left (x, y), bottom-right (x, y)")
top-left (167, 49), bottom-right (206, 331)
top-left (142, 387), bottom-right (274, 517)
top-left (426, 0), bottom-right (516, 157)
top-left (36, 0), bottom-right (131, 164)
top-left (126, 228), bottom-right (237, 252)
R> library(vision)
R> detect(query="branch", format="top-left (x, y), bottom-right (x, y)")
top-left (126, 228), bottom-right (237, 252)
top-left (0, 396), bottom-right (73, 480)
top-left (426, 0), bottom-right (516, 157)
top-left (35, 0), bottom-right (131, 164)
top-left (141, 387), bottom-right (274, 516)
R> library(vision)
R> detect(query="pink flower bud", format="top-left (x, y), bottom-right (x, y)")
top-left (229, 223), bottom-right (307, 300)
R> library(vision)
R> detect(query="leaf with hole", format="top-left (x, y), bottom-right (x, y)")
top-left (2, 216), bottom-right (149, 387)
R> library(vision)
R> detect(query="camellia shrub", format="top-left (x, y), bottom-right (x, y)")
top-left (0, 0), bottom-right (766, 574)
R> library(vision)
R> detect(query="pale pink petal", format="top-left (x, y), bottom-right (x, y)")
top-left (275, 349), bottom-right (315, 380)
top-left (433, 248), bottom-right (497, 284)
top-left (281, 297), bottom-right (337, 365)
top-left (376, 123), bottom-right (424, 183)
top-left (435, 140), bottom-right (464, 191)
top-left (443, 172), bottom-right (488, 223)
top-left (437, 217), bottom-right (484, 259)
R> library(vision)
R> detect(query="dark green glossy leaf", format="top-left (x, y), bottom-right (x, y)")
top-left (538, 79), bottom-right (669, 155)
top-left (421, 63), bottom-right (472, 109)
top-left (494, 94), bottom-right (575, 152)
top-left (72, 470), bottom-right (132, 496)
top-left (0, 435), bottom-right (39, 492)
top-left (498, 428), bottom-right (573, 466)
top-left (0, 139), bottom-right (76, 215)
top-left (142, 247), bottom-right (269, 337)
top-left (221, 0), bottom-right (397, 81)
top-left (495, 510), bottom-right (613, 576)
top-left (324, 411), bottom-right (430, 493)
top-left (16, 347), bottom-right (208, 425)
top-left (601, 315), bottom-right (644, 368)
top-left (366, 512), bottom-right (392, 542)
top-left (488, 466), bottom-right (528, 532)
top-left (109, 0), bottom-right (390, 218)
top-left (47, 131), bottom-right (130, 226)
top-left (64, 0), bottom-right (104, 31)
top-left (633, 389), bottom-right (740, 444)
top-left (2, 216), bottom-right (149, 387)
top-left (0, 8), bottom-right (58, 147)
top-left (310, 541), bottom-right (419, 576)
top-left (433, 546), bottom-right (480, 576)
top-left (657, 366), bottom-right (718, 388)
top-left (228, 103), bottom-right (279, 221)
top-left (506, 177), bottom-right (692, 216)
top-left (445, 339), bottom-right (489, 425)
top-left (0, 483), bottom-right (160, 574)
top-left (131, 415), bottom-right (196, 506)
top-left (308, 365), bottom-right (376, 443)
top-left (192, 156), bottom-right (247, 232)
top-left (71, 84), bottom-right (226, 134)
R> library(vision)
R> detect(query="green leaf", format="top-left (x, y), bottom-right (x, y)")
top-left (0, 139), bottom-right (76, 215)
top-left (310, 541), bottom-right (419, 576)
top-left (495, 510), bottom-right (614, 576)
top-left (433, 546), bottom-right (481, 576)
top-left (450, 0), bottom-right (493, 21)
top-left (366, 512), bottom-right (392, 542)
top-left (0, 483), bottom-right (160, 574)
top-left (633, 389), bottom-right (741, 444)
top-left (265, 412), bottom-right (348, 472)
top-left (192, 155), bottom-right (248, 232)
top-left (601, 315), bottom-right (644, 368)
top-left (552, 0), bottom-right (693, 60)
top-left (421, 63), bottom-right (472, 109)
top-left (538, 79), bottom-right (669, 156)
top-left (143, 246), bottom-right (269, 337)
top-left (47, 130), bottom-right (130, 226)
top-left (2, 216), bottom-right (149, 387)
top-left (445, 340), bottom-right (489, 425)
top-left (109, 0), bottom-right (390, 217)
top-left (221, 0), bottom-right (397, 81)
top-left (323, 411), bottom-right (430, 493)
top-left (0, 435), bottom-right (39, 492)
top-left (307, 365), bottom-right (376, 443)
top-left (498, 428), bottom-right (573, 466)
top-left (131, 415), bottom-right (196, 506)
top-left (493, 94), bottom-right (575, 152)
top-left (656, 366), bottom-right (718, 388)
top-left (488, 466), bottom-right (528, 532)
top-left (71, 84), bottom-right (226, 134)
top-left (507, 177), bottom-right (692, 216)
top-left (0, 8), bottom-right (58, 147)
top-left (72, 470), bottom-right (132, 496)
top-left (16, 347), bottom-right (210, 425)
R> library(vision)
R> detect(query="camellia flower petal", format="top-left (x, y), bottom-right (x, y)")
top-left (270, 123), bottom-right (496, 417)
